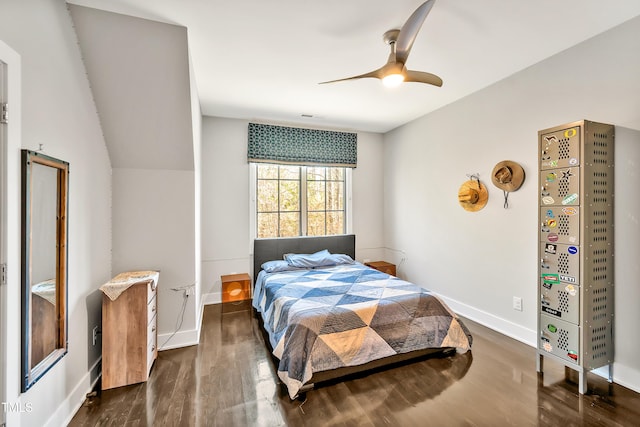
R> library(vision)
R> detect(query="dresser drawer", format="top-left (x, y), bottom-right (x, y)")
top-left (147, 336), bottom-right (157, 375)
top-left (147, 314), bottom-right (157, 374)
top-left (147, 295), bottom-right (157, 322)
top-left (147, 313), bottom-right (157, 341)
top-left (147, 279), bottom-right (157, 303)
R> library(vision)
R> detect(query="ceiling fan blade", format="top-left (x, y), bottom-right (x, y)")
top-left (319, 68), bottom-right (383, 84)
top-left (395, 0), bottom-right (436, 65)
top-left (405, 70), bottom-right (443, 87)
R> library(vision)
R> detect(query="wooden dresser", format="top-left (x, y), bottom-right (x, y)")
top-left (102, 276), bottom-right (158, 390)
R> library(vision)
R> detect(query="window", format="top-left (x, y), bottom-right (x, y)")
top-left (255, 163), bottom-right (348, 238)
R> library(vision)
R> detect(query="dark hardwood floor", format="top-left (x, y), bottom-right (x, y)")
top-left (70, 303), bottom-right (640, 426)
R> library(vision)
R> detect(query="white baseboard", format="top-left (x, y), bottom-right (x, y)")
top-left (612, 363), bottom-right (640, 393)
top-left (592, 363), bottom-right (640, 393)
top-left (436, 293), bottom-right (537, 347)
top-left (202, 291), bottom-right (221, 305)
top-left (157, 299), bottom-right (206, 351)
top-left (158, 327), bottom-right (200, 351)
top-left (438, 293), bottom-right (640, 394)
top-left (56, 357), bottom-right (101, 427)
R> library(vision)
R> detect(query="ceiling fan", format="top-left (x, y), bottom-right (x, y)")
top-left (320, 0), bottom-right (442, 88)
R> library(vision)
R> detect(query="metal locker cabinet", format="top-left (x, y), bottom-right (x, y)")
top-left (536, 120), bottom-right (615, 394)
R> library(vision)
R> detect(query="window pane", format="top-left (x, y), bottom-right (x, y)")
top-left (257, 212), bottom-right (278, 238)
top-left (326, 212), bottom-right (344, 235)
top-left (307, 181), bottom-right (325, 211)
top-left (279, 165), bottom-right (300, 180)
top-left (254, 164), bottom-right (346, 238)
top-left (307, 167), bottom-right (325, 181)
top-left (279, 212), bottom-right (300, 237)
top-left (328, 168), bottom-right (344, 181)
top-left (279, 180), bottom-right (299, 211)
top-left (257, 180), bottom-right (278, 212)
top-left (307, 212), bottom-right (326, 236)
top-left (326, 181), bottom-right (344, 210)
top-left (257, 164), bottom-right (278, 179)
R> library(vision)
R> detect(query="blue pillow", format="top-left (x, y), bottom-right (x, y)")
top-left (284, 249), bottom-right (334, 268)
top-left (262, 260), bottom-right (301, 273)
top-left (328, 253), bottom-right (355, 265)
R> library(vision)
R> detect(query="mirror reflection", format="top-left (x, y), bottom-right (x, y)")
top-left (21, 149), bottom-right (69, 391)
top-left (30, 162), bottom-right (58, 367)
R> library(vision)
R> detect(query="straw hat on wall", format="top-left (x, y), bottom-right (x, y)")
top-left (458, 179), bottom-right (488, 212)
top-left (491, 160), bottom-right (525, 192)
top-left (491, 160), bottom-right (525, 209)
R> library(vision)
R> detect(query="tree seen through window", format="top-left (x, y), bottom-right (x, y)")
top-left (256, 164), bottom-right (345, 238)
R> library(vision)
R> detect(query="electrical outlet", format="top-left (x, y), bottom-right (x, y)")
top-left (92, 326), bottom-right (100, 346)
top-left (185, 287), bottom-right (192, 297)
top-left (513, 297), bottom-right (523, 311)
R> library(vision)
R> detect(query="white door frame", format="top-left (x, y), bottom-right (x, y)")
top-left (0, 39), bottom-right (20, 427)
top-left (0, 55), bottom-right (8, 427)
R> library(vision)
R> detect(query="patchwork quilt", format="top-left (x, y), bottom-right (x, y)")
top-left (253, 263), bottom-right (473, 399)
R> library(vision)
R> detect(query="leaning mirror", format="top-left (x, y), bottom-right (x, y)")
top-left (21, 149), bottom-right (69, 392)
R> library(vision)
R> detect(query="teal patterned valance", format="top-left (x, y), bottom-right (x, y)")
top-left (248, 123), bottom-right (357, 168)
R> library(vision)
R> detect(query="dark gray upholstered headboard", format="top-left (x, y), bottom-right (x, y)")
top-left (253, 234), bottom-right (356, 283)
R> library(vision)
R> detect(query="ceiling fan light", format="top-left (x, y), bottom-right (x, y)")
top-left (382, 73), bottom-right (405, 87)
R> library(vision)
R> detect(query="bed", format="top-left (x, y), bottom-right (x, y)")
top-left (252, 234), bottom-right (473, 399)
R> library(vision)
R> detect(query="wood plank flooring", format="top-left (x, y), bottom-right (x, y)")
top-left (70, 303), bottom-right (640, 426)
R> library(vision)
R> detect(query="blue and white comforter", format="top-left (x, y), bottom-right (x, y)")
top-left (253, 262), bottom-right (472, 399)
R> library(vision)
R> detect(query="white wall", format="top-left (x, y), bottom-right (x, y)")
top-left (70, 3), bottom-right (202, 352)
top-left (201, 117), bottom-right (385, 302)
top-left (351, 131), bottom-right (386, 263)
top-left (384, 15), bottom-right (640, 392)
top-left (189, 53), bottom-right (203, 332)
top-left (112, 168), bottom-right (198, 349)
top-left (0, 1), bottom-right (112, 425)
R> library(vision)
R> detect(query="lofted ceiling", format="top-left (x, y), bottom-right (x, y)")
top-left (69, 4), bottom-right (195, 170)
top-left (67, 0), bottom-right (640, 134)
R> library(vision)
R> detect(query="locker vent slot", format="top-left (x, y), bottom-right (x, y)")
top-left (591, 174), bottom-right (610, 204)
top-left (591, 287), bottom-right (609, 321)
top-left (591, 211), bottom-right (609, 241)
top-left (558, 291), bottom-right (570, 313)
top-left (558, 329), bottom-right (569, 351)
top-left (559, 174), bottom-right (570, 197)
top-left (559, 138), bottom-right (571, 159)
top-left (592, 137), bottom-right (610, 165)
top-left (558, 215), bottom-right (570, 235)
top-left (558, 253), bottom-right (570, 274)
top-left (591, 325), bottom-right (608, 360)
top-left (591, 248), bottom-right (609, 281)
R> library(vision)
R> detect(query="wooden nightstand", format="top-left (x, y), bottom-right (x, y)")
top-left (365, 261), bottom-right (397, 276)
top-left (221, 273), bottom-right (252, 303)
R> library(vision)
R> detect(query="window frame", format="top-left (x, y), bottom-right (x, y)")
top-left (249, 163), bottom-right (353, 240)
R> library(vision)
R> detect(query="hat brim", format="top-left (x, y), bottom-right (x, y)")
top-left (491, 161), bottom-right (525, 192)
top-left (458, 180), bottom-right (489, 212)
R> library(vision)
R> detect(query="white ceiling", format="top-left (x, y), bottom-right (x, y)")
top-left (67, 0), bottom-right (640, 134)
